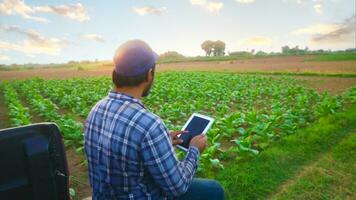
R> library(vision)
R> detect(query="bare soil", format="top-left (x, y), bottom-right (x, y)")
top-left (1, 56), bottom-right (355, 81)
top-left (295, 77), bottom-right (356, 94)
top-left (66, 149), bottom-right (91, 200)
top-left (158, 56), bottom-right (356, 74)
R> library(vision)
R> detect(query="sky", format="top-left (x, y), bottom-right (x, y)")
top-left (0, 0), bottom-right (355, 64)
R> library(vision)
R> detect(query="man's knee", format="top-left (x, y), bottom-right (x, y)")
top-left (175, 178), bottom-right (225, 200)
top-left (196, 178), bottom-right (224, 199)
top-left (208, 179), bottom-right (224, 198)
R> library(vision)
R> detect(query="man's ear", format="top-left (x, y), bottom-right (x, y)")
top-left (147, 68), bottom-right (154, 82)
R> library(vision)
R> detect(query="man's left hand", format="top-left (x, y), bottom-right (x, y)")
top-left (170, 131), bottom-right (188, 145)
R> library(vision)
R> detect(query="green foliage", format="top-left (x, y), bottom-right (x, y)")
top-left (216, 104), bottom-right (356, 199)
top-left (271, 132), bottom-right (356, 200)
top-left (1, 82), bottom-right (31, 126)
top-left (201, 40), bottom-right (226, 56)
top-left (158, 51), bottom-right (186, 63)
top-left (13, 80), bottom-right (84, 148)
top-left (308, 52), bottom-right (356, 61)
top-left (342, 87), bottom-right (356, 103)
top-left (3, 72), bottom-right (354, 173)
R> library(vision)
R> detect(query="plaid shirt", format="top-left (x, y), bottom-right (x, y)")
top-left (84, 91), bottom-right (200, 200)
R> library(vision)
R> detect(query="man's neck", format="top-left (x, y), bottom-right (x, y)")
top-left (115, 87), bottom-right (142, 100)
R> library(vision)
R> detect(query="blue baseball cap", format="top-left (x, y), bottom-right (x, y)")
top-left (113, 40), bottom-right (159, 76)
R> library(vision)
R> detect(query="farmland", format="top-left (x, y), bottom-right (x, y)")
top-left (1, 55), bottom-right (356, 81)
top-left (1, 69), bottom-right (356, 199)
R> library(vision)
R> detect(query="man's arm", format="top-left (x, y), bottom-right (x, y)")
top-left (140, 120), bottom-right (200, 197)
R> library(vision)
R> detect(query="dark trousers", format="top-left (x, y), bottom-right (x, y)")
top-left (175, 178), bottom-right (225, 200)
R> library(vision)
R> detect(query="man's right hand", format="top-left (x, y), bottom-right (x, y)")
top-left (189, 134), bottom-right (208, 153)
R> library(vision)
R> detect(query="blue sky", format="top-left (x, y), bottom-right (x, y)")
top-left (0, 0), bottom-right (354, 64)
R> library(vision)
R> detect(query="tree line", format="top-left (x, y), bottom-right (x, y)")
top-left (199, 40), bottom-right (356, 57)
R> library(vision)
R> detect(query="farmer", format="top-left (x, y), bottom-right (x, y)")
top-left (84, 40), bottom-right (224, 200)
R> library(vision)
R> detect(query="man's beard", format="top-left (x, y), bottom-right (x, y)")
top-left (142, 79), bottom-right (153, 97)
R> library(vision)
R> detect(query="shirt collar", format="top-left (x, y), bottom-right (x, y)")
top-left (108, 90), bottom-right (145, 109)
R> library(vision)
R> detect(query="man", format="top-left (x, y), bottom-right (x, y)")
top-left (84, 40), bottom-right (224, 200)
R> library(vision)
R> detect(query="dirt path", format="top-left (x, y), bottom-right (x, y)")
top-left (66, 149), bottom-right (91, 200)
top-left (269, 152), bottom-right (327, 199)
top-left (269, 130), bottom-right (356, 200)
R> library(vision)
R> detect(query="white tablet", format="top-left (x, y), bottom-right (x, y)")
top-left (176, 113), bottom-right (214, 152)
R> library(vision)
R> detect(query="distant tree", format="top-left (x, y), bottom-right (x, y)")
top-left (159, 51), bottom-right (185, 61)
top-left (213, 40), bottom-right (226, 56)
top-left (256, 51), bottom-right (268, 56)
top-left (281, 45), bottom-right (291, 54)
top-left (160, 51), bottom-right (184, 58)
top-left (281, 45), bottom-right (311, 55)
top-left (68, 60), bottom-right (77, 64)
top-left (229, 51), bottom-right (253, 56)
top-left (201, 40), bottom-right (214, 56)
top-left (80, 60), bottom-right (91, 64)
top-left (269, 52), bottom-right (280, 55)
top-left (345, 48), bottom-right (356, 52)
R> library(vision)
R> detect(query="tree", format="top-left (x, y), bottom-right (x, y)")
top-left (213, 40), bottom-right (226, 56)
top-left (256, 51), bottom-right (268, 56)
top-left (201, 40), bottom-right (214, 56)
top-left (159, 51), bottom-right (185, 61)
top-left (281, 45), bottom-right (291, 54)
top-left (229, 51), bottom-right (252, 56)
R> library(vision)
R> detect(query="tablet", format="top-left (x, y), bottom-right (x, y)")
top-left (176, 113), bottom-right (214, 152)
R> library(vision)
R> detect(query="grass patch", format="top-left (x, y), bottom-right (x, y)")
top-left (157, 55), bottom-right (257, 64)
top-left (215, 105), bottom-right (356, 200)
top-left (170, 70), bottom-right (356, 78)
top-left (307, 53), bottom-right (356, 62)
top-left (157, 54), bottom-right (307, 64)
top-left (228, 71), bottom-right (356, 77)
top-left (270, 132), bottom-right (356, 200)
top-left (0, 62), bottom-right (106, 71)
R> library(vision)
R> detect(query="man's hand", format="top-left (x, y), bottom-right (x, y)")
top-left (189, 134), bottom-right (208, 153)
top-left (170, 131), bottom-right (188, 146)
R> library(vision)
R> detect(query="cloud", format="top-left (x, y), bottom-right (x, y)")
top-left (292, 24), bottom-right (340, 35)
top-left (132, 6), bottom-right (166, 16)
top-left (81, 34), bottom-right (105, 43)
top-left (190, 0), bottom-right (224, 14)
top-left (312, 16), bottom-right (355, 44)
top-left (0, 0), bottom-right (89, 22)
top-left (0, 54), bottom-right (10, 61)
top-left (244, 37), bottom-right (272, 45)
top-left (314, 4), bottom-right (322, 14)
top-left (235, 0), bottom-right (255, 4)
top-left (0, 25), bottom-right (68, 55)
top-left (0, 0), bottom-right (48, 22)
top-left (292, 16), bottom-right (355, 44)
top-left (34, 3), bottom-right (89, 22)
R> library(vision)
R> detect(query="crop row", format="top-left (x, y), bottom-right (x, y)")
top-left (0, 82), bottom-right (31, 126)
top-left (1, 72), bottom-right (352, 172)
top-left (12, 80), bottom-right (84, 149)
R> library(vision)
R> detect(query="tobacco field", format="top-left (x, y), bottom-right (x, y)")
top-left (1, 72), bottom-right (355, 174)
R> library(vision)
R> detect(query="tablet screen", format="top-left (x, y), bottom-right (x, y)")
top-left (179, 116), bottom-right (210, 149)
